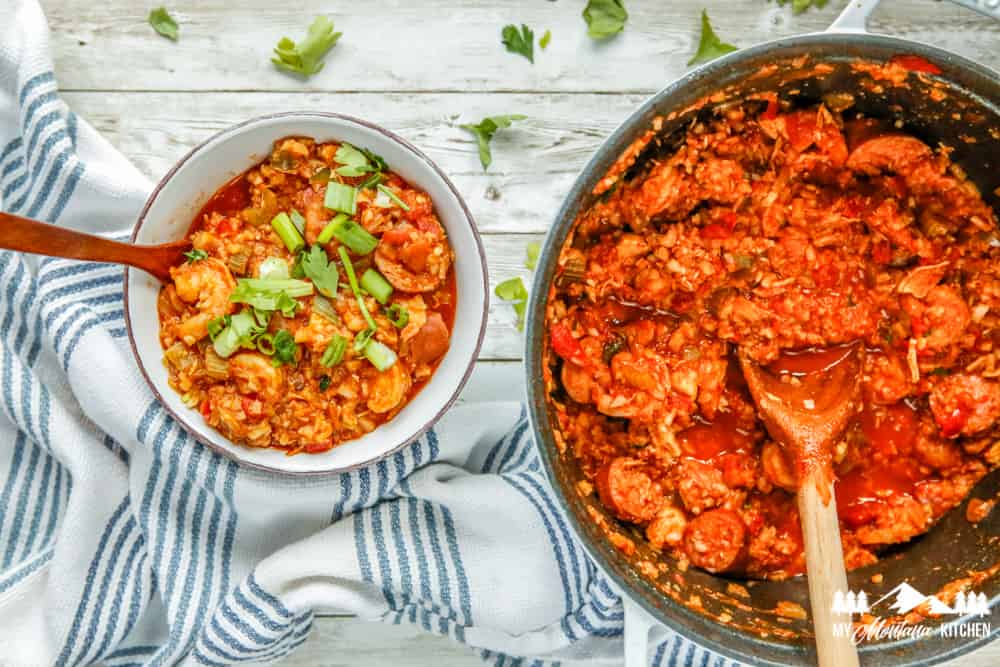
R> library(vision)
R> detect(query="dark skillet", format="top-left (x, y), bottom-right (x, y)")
top-left (525, 2), bottom-right (1000, 665)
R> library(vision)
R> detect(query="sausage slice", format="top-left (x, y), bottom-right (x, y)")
top-left (596, 457), bottom-right (662, 524)
top-left (683, 508), bottom-right (747, 573)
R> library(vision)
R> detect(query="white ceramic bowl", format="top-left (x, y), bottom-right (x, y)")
top-left (125, 112), bottom-right (488, 475)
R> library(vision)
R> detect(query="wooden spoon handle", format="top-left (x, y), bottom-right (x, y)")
top-left (0, 211), bottom-right (187, 282)
top-left (798, 470), bottom-right (860, 667)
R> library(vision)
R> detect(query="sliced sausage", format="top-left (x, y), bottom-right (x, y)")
top-left (596, 457), bottom-right (662, 524)
top-left (929, 373), bottom-right (1000, 438)
top-left (683, 508), bottom-right (747, 573)
top-left (408, 313), bottom-right (450, 365)
top-left (675, 458), bottom-right (730, 515)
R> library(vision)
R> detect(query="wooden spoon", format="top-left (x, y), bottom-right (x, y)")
top-left (0, 211), bottom-right (190, 283)
top-left (739, 343), bottom-right (863, 667)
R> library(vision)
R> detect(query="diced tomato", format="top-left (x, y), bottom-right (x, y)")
top-left (889, 55), bottom-right (942, 75)
top-left (304, 442), bottom-right (332, 453)
top-left (700, 212), bottom-right (737, 240)
top-left (209, 216), bottom-right (242, 236)
top-left (937, 405), bottom-right (970, 439)
top-left (241, 395), bottom-right (264, 420)
top-left (382, 227), bottom-right (411, 245)
top-left (550, 323), bottom-right (587, 367)
top-left (200, 398), bottom-right (212, 418)
top-left (761, 97), bottom-right (779, 121)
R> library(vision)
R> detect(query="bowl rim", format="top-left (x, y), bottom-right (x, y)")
top-left (525, 32), bottom-right (1000, 666)
top-left (124, 110), bottom-right (489, 477)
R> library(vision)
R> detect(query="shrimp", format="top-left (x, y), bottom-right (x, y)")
top-left (300, 186), bottom-right (330, 245)
top-left (170, 258), bottom-right (236, 345)
top-left (374, 220), bottom-right (452, 292)
top-left (366, 363), bottom-right (412, 414)
top-left (901, 285), bottom-right (970, 352)
top-left (397, 295), bottom-right (427, 343)
top-left (229, 352), bottom-right (284, 402)
top-left (294, 311), bottom-right (348, 354)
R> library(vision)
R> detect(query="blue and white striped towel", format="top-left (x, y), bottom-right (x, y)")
top-left (0, 2), bottom-right (736, 665)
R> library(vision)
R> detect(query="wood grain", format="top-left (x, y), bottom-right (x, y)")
top-left (43, 0), bottom-right (1000, 93)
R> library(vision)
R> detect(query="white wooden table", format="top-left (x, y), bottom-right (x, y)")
top-left (40, 0), bottom-right (1000, 664)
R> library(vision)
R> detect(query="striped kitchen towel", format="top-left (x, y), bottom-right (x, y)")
top-left (0, 2), bottom-right (736, 666)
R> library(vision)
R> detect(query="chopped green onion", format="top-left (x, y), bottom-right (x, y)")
top-left (312, 295), bottom-right (340, 323)
top-left (338, 246), bottom-right (378, 330)
top-left (318, 375), bottom-right (332, 391)
top-left (385, 304), bottom-right (409, 328)
top-left (184, 248), bottom-right (208, 263)
top-left (373, 188), bottom-right (393, 208)
top-left (317, 213), bottom-right (349, 245)
top-left (258, 257), bottom-right (290, 281)
top-left (360, 172), bottom-right (385, 190)
top-left (252, 308), bottom-right (271, 329)
top-left (363, 339), bottom-right (398, 371)
top-left (207, 315), bottom-right (229, 341)
top-left (324, 217), bottom-right (378, 254)
top-left (213, 311), bottom-right (258, 358)
top-left (290, 209), bottom-right (307, 235)
top-left (270, 212), bottom-right (305, 254)
top-left (256, 332), bottom-right (276, 355)
top-left (321, 334), bottom-right (348, 367)
top-left (376, 184), bottom-right (411, 211)
top-left (271, 330), bottom-right (298, 366)
top-left (353, 327), bottom-right (375, 353)
top-left (361, 269), bottom-right (393, 305)
top-left (324, 182), bottom-right (358, 215)
top-left (233, 278), bottom-right (313, 296)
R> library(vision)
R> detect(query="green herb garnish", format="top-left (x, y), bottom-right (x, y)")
top-left (324, 182), bottom-right (358, 215)
top-left (149, 8), bottom-right (179, 41)
top-left (777, 0), bottom-right (829, 14)
top-left (184, 248), bottom-right (208, 264)
top-left (540, 30), bottom-right (552, 50)
top-left (460, 115), bottom-right (526, 171)
top-left (271, 16), bottom-right (342, 78)
top-left (300, 245), bottom-right (340, 298)
top-left (495, 277), bottom-right (529, 331)
top-left (353, 327), bottom-right (375, 353)
top-left (321, 216), bottom-right (378, 254)
top-left (318, 375), bottom-right (332, 391)
top-left (270, 212), bottom-right (306, 254)
top-left (376, 184), bottom-right (411, 211)
top-left (583, 0), bottom-right (628, 40)
top-left (338, 247), bottom-right (377, 331)
top-left (363, 340), bottom-right (398, 371)
top-left (525, 241), bottom-right (541, 270)
top-left (502, 24), bottom-right (534, 63)
top-left (385, 304), bottom-right (409, 329)
top-left (688, 10), bottom-right (738, 66)
top-left (229, 278), bottom-right (313, 317)
top-left (271, 330), bottom-right (299, 366)
top-left (321, 335), bottom-right (348, 367)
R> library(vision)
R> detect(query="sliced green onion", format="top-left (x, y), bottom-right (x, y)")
top-left (363, 339), bottom-right (398, 371)
top-left (385, 303), bottom-right (409, 328)
top-left (252, 308), bottom-right (271, 329)
top-left (290, 209), bottom-right (307, 235)
top-left (318, 375), bottom-right (332, 391)
top-left (207, 315), bottom-right (229, 341)
top-left (312, 295), bottom-right (340, 323)
top-left (213, 310), bottom-right (257, 359)
top-left (271, 330), bottom-right (298, 367)
top-left (361, 269), bottom-right (393, 305)
top-left (316, 213), bottom-right (349, 245)
top-left (360, 172), bottom-right (385, 190)
top-left (338, 246), bottom-right (378, 331)
top-left (353, 327), bottom-right (375, 353)
top-left (321, 334), bottom-right (348, 367)
top-left (258, 256), bottom-right (290, 281)
top-left (376, 184), bottom-right (411, 211)
top-left (323, 216), bottom-right (378, 254)
top-left (270, 212), bottom-right (305, 254)
top-left (256, 332), bottom-right (276, 355)
top-left (324, 182), bottom-right (358, 215)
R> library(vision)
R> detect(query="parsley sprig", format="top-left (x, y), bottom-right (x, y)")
top-left (502, 24), bottom-right (535, 63)
top-left (272, 16), bottom-right (342, 78)
top-left (583, 0), bottom-right (628, 40)
top-left (460, 115), bottom-right (526, 171)
top-left (688, 10), bottom-right (738, 66)
top-left (148, 8), bottom-right (179, 41)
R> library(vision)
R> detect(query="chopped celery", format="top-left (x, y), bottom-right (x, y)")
top-left (321, 335), bottom-right (347, 367)
top-left (324, 182), bottom-right (357, 215)
top-left (323, 216), bottom-right (378, 254)
top-left (317, 213), bottom-right (349, 245)
top-left (290, 209), bottom-right (307, 235)
top-left (353, 327), bottom-right (375, 353)
top-left (258, 257), bottom-right (290, 280)
top-left (360, 269), bottom-right (393, 304)
top-left (270, 212), bottom-right (305, 254)
top-left (363, 340), bottom-right (397, 371)
top-left (213, 311), bottom-right (257, 358)
top-left (312, 295), bottom-right (340, 323)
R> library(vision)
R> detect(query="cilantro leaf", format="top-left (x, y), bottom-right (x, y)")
top-left (272, 16), bottom-right (342, 78)
top-left (525, 241), bottom-right (541, 270)
top-left (460, 115), bottom-right (527, 171)
top-left (149, 8), bottom-right (179, 41)
top-left (688, 10), bottom-right (738, 66)
top-left (540, 30), bottom-right (552, 50)
top-left (495, 277), bottom-right (529, 331)
top-left (583, 0), bottom-right (628, 40)
top-left (300, 245), bottom-right (340, 298)
top-left (777, 0), bottom-right (829, 14)
top-left (184, 248), bottom-right (208, 263)
top-left (502, 24), bottom-right (534, 63)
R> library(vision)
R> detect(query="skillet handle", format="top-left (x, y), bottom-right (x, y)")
top-left (623, 597), bottom-right (655, 667)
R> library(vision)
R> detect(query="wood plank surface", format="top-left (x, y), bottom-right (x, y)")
top-left (43, 1), bottom-right (1000, 93)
